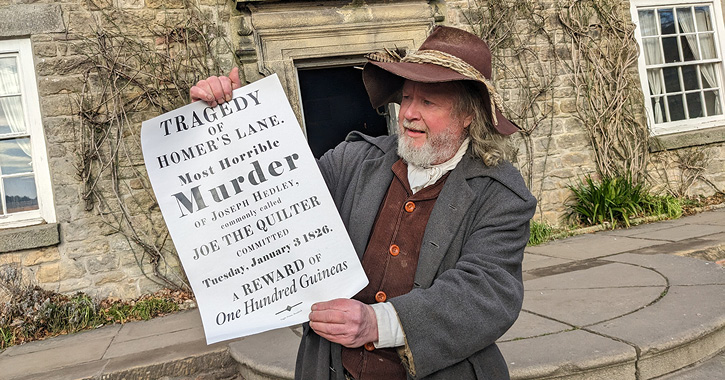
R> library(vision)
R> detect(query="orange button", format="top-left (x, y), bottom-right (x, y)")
top-left (389, 244), bottom-right (400, 256)
top-left (375, 291), bottom-right (387, 302)
top-left (405, 201), bottom-right (416, 212)
top-left (364, 342), bottom-right (375, 351)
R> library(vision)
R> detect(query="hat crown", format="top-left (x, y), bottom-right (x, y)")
top-left (418, 26), bottom-right (492, 79)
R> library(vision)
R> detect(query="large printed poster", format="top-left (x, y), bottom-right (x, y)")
top-left (141, 74), bottom-right (368, 344)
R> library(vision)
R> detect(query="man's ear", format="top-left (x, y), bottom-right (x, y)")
top-left (463, 113), bottom-right (474, 129)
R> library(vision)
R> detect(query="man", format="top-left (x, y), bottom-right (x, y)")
top-left (191, 26), bottom-right (535, 380)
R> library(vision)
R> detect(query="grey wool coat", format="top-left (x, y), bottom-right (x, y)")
top-left (295, 133), bottom-right (536, 380)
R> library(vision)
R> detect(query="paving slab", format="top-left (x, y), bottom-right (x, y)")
top-left (600, 220), bottom-right (682, 237)
top-left (113, 307), bottom-right (203, 342)
top-left (525, 234), bottom-right (669, 260)
top-left (587, 284), bottom-right (725, 379)
top-left (523, 286), bottom-right (665, 327)
top-left (499, 329), bottom-right (637, 380)
top-left (229, 325), bottom-right (300, 380)
top-left (499, 311), bottom-right (572, 342)
top-left (524, 262), bottom-right (666, 290)
top-left (674, 208), bottom-right (725, 225)
top-left (522, 252), bottom-right (572, 272)
top-left (624, 224), bottom-right (725, 242)
top-left (0, 326), bottom-right (118, 379)
top-left (605, 253), bottom-right (725, 286)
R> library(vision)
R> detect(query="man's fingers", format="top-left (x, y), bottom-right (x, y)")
top-left (309, 309), bottom-right (347, 324)
top-left (206, 76), bottom-right (227, 105)
top-left (189, 85), bottom-right (213, 103)
top-left (230, 67), bottom-right (242, 90)
top-left (311, 298), bottom-right (353, 311)
top-left (219, 76), bottom-right (233, 102)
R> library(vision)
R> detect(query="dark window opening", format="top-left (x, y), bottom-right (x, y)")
top-left (298, 66), bottom-right (389, 158)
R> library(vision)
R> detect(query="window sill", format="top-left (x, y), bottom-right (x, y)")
top-left (649, 125), bottom-right (725, 152)
top-left (0, 223), bottom-right (60, 253)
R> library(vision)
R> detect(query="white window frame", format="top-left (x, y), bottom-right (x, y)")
top-left (630, 0), bottom-right (725, 135)
top-left (0, 39), bottom-right (55, 228)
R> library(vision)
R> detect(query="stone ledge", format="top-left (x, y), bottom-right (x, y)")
top-left (0, 223), bottom-right (60, 253)
top-left (649, 125), bottom-right (725, 151)
top-left (0, 4), bottom-right (65, 38)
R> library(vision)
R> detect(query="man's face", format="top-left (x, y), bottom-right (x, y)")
top-left (397, 80), bottom-right (472, 166)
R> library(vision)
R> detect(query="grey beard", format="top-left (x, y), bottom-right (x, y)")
top-left (397, 120), bottom-right (465, 167)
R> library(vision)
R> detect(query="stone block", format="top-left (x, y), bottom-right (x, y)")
top-left (0, 223), bottom-right (60, 253)
top-left (94, 271), bottom-right (126, 286)
top-left (38, 75), bottom-right (85, 96)
top-left (33, 42), bottom-right (59, 58)
top-left (21, 247), bottom-right (61, 266)
top-left (58, 277), bottom-right (93, 294)
top-left (35, 56), bottom-right (93, 77)
top-left (0, 4), bottom-right (65, 37)
top-left (86, 253), bottom-right (120, 274)
top-left (146, 0), bottom-right (186, 9)
top-left (59, 260), bottom-right (86, 280)
top-left (36, 262), bottom-right (61, 284)
top-left (40, 94), bottom-right (75, 118)
top-left (43, 116), bottom-right (78, 143)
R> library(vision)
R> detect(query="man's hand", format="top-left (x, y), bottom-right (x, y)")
top-left (189, 67), bottom-right (242, 107)
top-left (309, 298), bottom-right (379, 348)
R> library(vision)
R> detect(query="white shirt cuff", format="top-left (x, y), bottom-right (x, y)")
top-left (370, 302), bottom-right (405, 348)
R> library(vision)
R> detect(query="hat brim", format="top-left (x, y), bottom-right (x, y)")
top-left (362, 61), bottom-right (521, 135)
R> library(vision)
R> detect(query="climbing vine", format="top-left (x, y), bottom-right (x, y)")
top-left (74, 2), bottom-right (239, 289)
top-left (558, 0), bottom-right (649, 182)
top-left (464, 0), bottom-right (559, 216)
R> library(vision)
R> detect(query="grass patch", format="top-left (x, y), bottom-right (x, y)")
top-left (528, 219), bottom-right (553, 246)
top-left (0, 264), bottom-right (192, 350)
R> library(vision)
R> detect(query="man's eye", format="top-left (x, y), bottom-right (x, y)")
top-left (423, 100), bottom-right (433, 106)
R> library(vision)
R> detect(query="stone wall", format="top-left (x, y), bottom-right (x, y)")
top-left (1, 0), bottom-right (724, 301)
top-left (0, 0), bottom-right (238, 300)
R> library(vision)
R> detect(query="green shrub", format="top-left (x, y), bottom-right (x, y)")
top-left (566, 175), bottom-right (646, 228)
top-left (566, 175), bottom-right (684, 228)
top-left (529, 219), bottom-right (553, 246)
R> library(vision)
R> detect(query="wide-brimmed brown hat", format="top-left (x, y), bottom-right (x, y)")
top-left (362, 26), bottom-right (519, 135)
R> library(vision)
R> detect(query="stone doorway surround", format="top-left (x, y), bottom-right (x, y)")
top-left (236, 0), bottom-right (436, 128)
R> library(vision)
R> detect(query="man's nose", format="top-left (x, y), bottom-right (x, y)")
top-left (402, 102), bottom-right (421, 121)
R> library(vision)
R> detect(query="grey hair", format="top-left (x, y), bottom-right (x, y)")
top-left (451, 81), bottom-right (508, 167)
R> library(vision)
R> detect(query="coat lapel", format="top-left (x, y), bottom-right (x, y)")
top-left (347, 150), bottom-right (398, 259)
top-left (414, 152), bottom-right (484, 287)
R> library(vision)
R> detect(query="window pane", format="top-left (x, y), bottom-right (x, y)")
top-left (667, 94), bottom-right (686, 121)
top-left (694, 6), bottom-right (712, 31)
top-left (642, 38), bottom-right (663, 65)
top-left (686, 93), bottom-right (703, 118)
top-left (0, 57), bottom-right (21, 95)
top-left (659, 9), bottom-right (676, 34)
top-left (639, 10), bottom-right (658, 36)
top-left (0, 137), bottom-right (32, 175)
top-left (663, 67), bottom-right (681, 93)
top-left (0, 96), bottom-right (27, 135)
top-left (676, 8), bottom-right (694, 34)
top-left (680, 36), bottom-right (696, 61)
top-left (704, 90), bottom-right (721, 115)
top-left (662, 36), bottom-right (680, 62)
top-left (700, 63), bottom-right (718, 88)
top-left (3, 175), bottom-right (38, 214)
top-left (699, 34), bottom-right (716, 59)
top-left (682, 65), bottom-right (699, 90)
